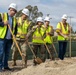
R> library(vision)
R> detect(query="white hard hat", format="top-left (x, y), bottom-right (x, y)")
top-left (22, 8), bottom-right (29, 16)
top-left (9, 3), bottom-right (17, 11)
top-left (44, 16), bottom-right (50, 21)
top-left (37, 17), bottom-right (43, 22)
top-left (62, 14), bottom-right (68, 19)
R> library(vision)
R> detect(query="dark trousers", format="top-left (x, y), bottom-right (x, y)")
top-left (0, 39), bottom-right (12, 69)
top-left (58, 41), bottom-right (67, 60)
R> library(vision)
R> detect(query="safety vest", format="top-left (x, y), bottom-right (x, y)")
top-left (0, 13), bottom-right (17, 39)
top-left (32, 25), bottom-right (45, 44)
top-left (57, 22), bottom-right (69, 41)
top-left (16, 17), bottom-right (31, 38)
top-left (44, 26), bottom-right (53, 44)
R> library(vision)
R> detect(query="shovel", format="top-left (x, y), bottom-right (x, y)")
top-left (50, 37), bottom-right (58, 58)
top-left (51, 43), bottom-right (58, 58)
top-left (26, 40), bottom-right (43, 64)
top-left (44, 43), bottom-right (52, 59)
top-left (8, 24), bottom-right (23, 57)
top-left (40, 33), bottom-right (52, 60)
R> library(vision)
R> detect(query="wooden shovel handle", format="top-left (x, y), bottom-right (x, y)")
top-left (8, 24), bottom-right (22, 57)
top-left (26, 41), bottom-right (37, 58)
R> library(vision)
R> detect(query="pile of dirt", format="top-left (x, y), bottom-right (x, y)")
top-left (12, 57), bottom-right (76, 75)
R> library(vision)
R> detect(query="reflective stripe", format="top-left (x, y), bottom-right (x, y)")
top-left (33, 36), bottom-right (42, 40)
top-left (17, 32), bottom-right (26, 35)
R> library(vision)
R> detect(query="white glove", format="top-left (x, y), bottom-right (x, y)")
top-left (64, 35), bottom-right (68, 39)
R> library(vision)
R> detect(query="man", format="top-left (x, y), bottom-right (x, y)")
top-left (12, 8), bottom-right (31, 68)
top-left (0, 3), bottom-right (17, 71)
top-left (56, 14), bottom-right (71, 60)
top-left (44, 16), bottom-right (55, 60)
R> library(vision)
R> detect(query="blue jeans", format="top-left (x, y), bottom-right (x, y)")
top-left (0, 39), bottom-right (12, 70)
top-left (58, 41), bottom-right (67, 60)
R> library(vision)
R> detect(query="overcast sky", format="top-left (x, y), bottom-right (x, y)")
top-left (0, 0), bottom-right (76, 30)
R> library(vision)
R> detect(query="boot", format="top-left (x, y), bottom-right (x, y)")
top-left (22, 56), bottom-right (27, 68)
top-left (23, 63), bottom-right (27, 68)
top-left (22, 60), bottom-right (27, 68)
top-left (12, 61), bottom-right (17, 66)
top-left (33, 59), bottom-right (37, 66)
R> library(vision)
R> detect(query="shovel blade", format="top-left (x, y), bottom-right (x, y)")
top-left (35, 57), bottom-right (43, 64)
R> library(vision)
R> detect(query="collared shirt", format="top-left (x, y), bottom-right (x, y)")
top-left (6, 15), bottom-right (12, 39)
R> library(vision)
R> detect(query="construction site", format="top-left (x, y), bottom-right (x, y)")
top-left (0, 0), bottom-right (76, 75)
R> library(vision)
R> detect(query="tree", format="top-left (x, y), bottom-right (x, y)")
top-left (16, 5), bottom-right (43, 24)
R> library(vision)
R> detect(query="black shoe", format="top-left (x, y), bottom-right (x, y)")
top-left (4, 67), bottom-right (12, 71)
top-left (33, 62), bottom-right (37, 66)
top-left (0, 69), bottom-right (3, 72)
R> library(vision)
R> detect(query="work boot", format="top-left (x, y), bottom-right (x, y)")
top-left (33, 59), bottom-right (37, 66)
top-left (22, 56), bottom-right (27, 68)
top-left (3, 67), bottom-right (12, 71)
top-left (12, 61), bottom-right (17, 66)
top-left (22, 64), bottom-right (27, 68)
top-left (50, 56), bottom-right (55, 61)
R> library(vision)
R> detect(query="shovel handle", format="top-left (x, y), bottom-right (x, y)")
top-left (8, 24), bottom-right (23, 57)
top-left (26, 41), bottom-right (37, 58)
top-left (52, 43), bottom-right (58, 58)
top-left (44, 43), bottom-right (52, 59)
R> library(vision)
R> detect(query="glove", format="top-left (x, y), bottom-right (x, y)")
top-left (33, 25), bottom-right (38, 30)
top-left (64, 35), bottom-right (69, 39)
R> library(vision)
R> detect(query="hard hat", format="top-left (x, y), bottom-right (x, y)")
top-left (37, 17), bottom-right (43, 22)
top-left (62, 14), bottom-right (68, 19)
top-left (9, 3), bottom-right (17, 11)
top-left (22, 8), bottom-right (29, 16)
top-left (44, 16), bottom-right (50, 21)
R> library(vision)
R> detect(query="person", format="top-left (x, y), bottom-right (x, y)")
top-left (12, 8), bottom-right (31, 68)
top-left (27, 17), bottom-right (46, 66)
top-left (56, 14), bottom-right (71, 60)
top-left (0, 3), bottom-right (17, 71)
top-left (32, 17), bottom-right (46, 65)
top-left (44, 16), bottom-right (55, 60)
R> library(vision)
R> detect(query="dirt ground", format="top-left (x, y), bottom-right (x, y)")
top-left (1, 57), bottom-right (76, 75)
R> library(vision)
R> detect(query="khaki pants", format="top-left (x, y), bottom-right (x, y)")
top-left (12, 39), bottom-right (28, 66)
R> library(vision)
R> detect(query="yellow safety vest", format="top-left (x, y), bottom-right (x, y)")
top-left (44, 26), bottom-right (53, 44)
top-left (16, 17), bottom-right (31, 38)
top-left (32, 25), bottom-right (45, 44)
top-left (0, 13), bottom-right (17, 39)
top-left (56, 22), bottom-right (69, 41)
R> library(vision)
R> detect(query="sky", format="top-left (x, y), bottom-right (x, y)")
top-left (0, 0), bottom-right (76, 31)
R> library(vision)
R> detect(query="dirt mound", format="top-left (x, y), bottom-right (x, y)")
top-left (11, 57), bottom-right (76, 75)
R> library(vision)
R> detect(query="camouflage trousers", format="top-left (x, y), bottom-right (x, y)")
top-left (12, 39), bottom-right (28, 66)
top-left (32, 44), bottom-right (46, 64)
top-left (45, 43), bottom-right (55, 60)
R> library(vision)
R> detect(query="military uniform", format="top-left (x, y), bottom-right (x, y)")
top-left (44, 25), bottom-right (55, 60)
top-left (12, 17), bottom-right (31, 67)
top-left (31, 25), bottom-right (46, 65)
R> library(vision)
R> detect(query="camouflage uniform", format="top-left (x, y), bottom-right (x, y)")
top-left (12, 39), bottom-right (28, 67)
top-left (12, 17), bottom-right (31, 67)
top-left (27, 25), bottom-right (46, 65)
top-left (44, 26), bottom-right (55, 60)
top-left (45, 44), bottom-right (55, 60)
top-left (32, 44), bottom-right (46, 65)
